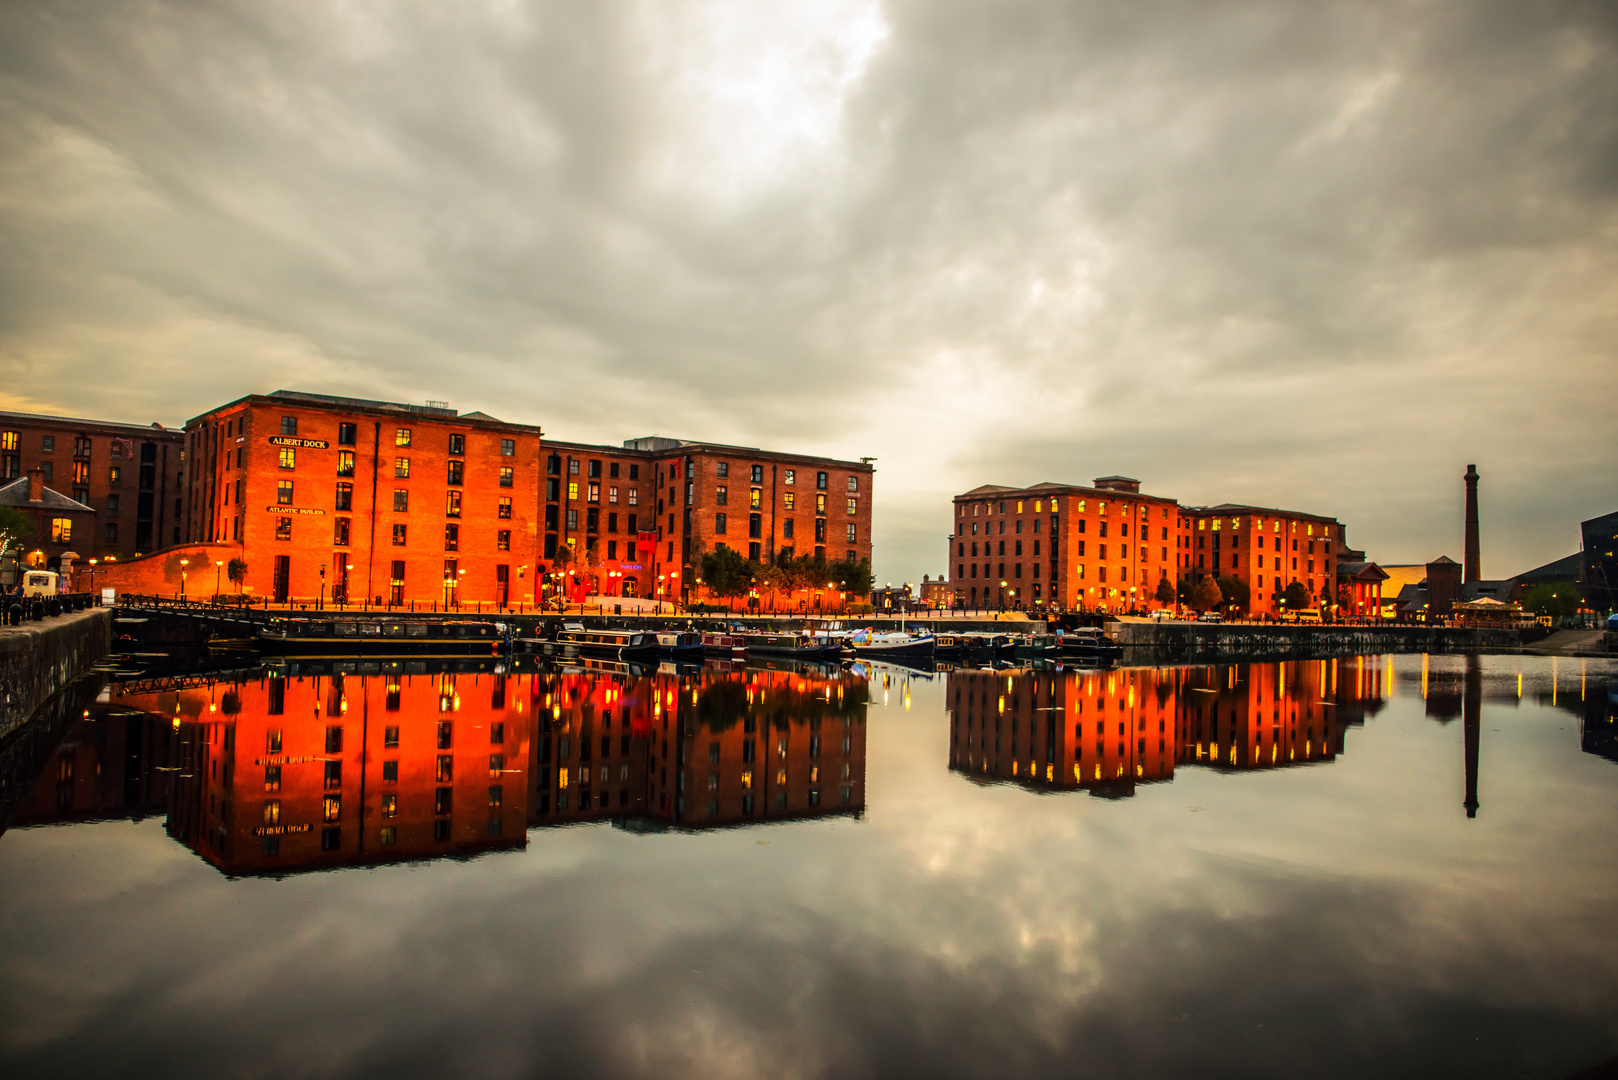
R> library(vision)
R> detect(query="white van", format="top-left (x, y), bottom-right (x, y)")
top-left (21, 571), bottom-right (59, 597)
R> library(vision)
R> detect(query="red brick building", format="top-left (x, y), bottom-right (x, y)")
top-left (948, 476), bottom-right (1343, 615)
top-left (541, 436), bottom-right (874, 607)
top-left (0, 471), bottom-right (95, 574)
top-left (0, 409), bottom-right (185, 559)
top-left (181, 391), bottom-right (545, 607)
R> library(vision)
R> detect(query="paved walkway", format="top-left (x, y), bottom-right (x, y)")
top-left (1522, 629), bottom-right (1612, 655)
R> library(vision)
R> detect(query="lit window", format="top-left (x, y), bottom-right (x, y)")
top-left (395, 428), bottom-right (412, 447)
top-left (50, 518), bottom-right (71, 543)
top-left (784, 469), bottom-right (795, 485)
top-left (392, 524), bottom-right (407, 545)
top-left (448, 434), bottom-right (465, 455)
top-left (336, 450), bottom-right (355, 477)
top-left (499, 466), bottom-right (513, 488)
top-left (446, 490), bottom-right (462, 517)
top-left (750, 488), bottom-right (761, 509)
top-left (278, 448), bottom-right (296, 470)
top-left (628, 488), bottom-right (638, 505)
top-left (847, 498), bottom-right (857, 515)
top-left (783, 492), bottom-right (795, 510)
top-left (395, 458), bottom-right (410, 478)
top-left (277, 480), bottom-right (294, 505)
top-left (497, 530), bottom-right (511, 551)
top-left (500, 439), bottom-right (515, 457)
top-left (447, 460), bottom-right (463, 486)
top-left (567, 481), bottom-right (579, 500)
top-left (498, 497), bottom-right (512, 519)
top-left (275, 517), bottom-right (292, 540)
top-left (394, 489), bottom-right (408, 512)
top-left (0, 431), bottom-right (16, 450)
top-left (609, 486), bottom-right (619, 504)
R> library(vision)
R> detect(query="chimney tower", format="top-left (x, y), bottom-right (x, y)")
top-left (1463, 464), bottom-right (1480, 583)
top-left (26, 467), bottom-right (43, 504)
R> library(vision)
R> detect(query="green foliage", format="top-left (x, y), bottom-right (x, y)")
top-left (829, 556), bottom-right (874, 597)
top-left (1154, 578), bottom-right (1177, 606)
top-left (700, 545), bottom-right (754, 598)
top-left (1522, 582), bottom-right (1583, 618)
top-left (227, 557), bottom-right (248, 589)
top-left (1280, 580), bottom-right (1312, 609)
top-left (1216, 576), bottom-right (1251, 611)
top-left (0, 506), bottom-right (33, 555)
top-left (1190, 576), bottom-right (1223, 611)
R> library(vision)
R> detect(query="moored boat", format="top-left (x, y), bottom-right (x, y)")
top-left (655, 631), bottom-right (705, 661)
top-left (739, 630), bottom-right (841, 661)
top-left (517, 623), bottom-right (660, 660)
top-left (701, 632), bottom-right (748, 660)
top-left (259, 618), bottom-right (504, 654)
top-left (850, 629), bottom-right (936, 662)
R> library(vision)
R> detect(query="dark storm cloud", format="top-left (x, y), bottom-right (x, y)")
top-left (0, 0), bottom-right (1613, 578)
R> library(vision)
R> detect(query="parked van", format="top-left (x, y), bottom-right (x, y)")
top-left (1281, 608), bottom-right (1321, 624)
top-left (20, 571), bottom-right (58, 597)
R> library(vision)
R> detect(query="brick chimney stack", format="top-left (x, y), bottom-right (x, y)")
top-left (27, 467), bottom-right (43, 504)
top-left (1463, 464), bottom-right (1480, 584)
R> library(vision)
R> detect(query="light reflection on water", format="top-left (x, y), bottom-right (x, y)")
top-left (1, 654), bottom-right (1616, 1079)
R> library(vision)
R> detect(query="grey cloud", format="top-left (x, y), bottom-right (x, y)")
top-left (0, 0), bottom-right (1614, 579)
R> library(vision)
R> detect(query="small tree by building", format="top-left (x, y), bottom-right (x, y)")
top-left (227, 557), bottom-right (248, 594)
top-left (1216, 576), bottom-right (1251, 615)
top-left (1154, 577), bottom-right (1177, 609)
top-left (1280, 580), bottom-right (1312, 613)
top-left (1190, 576), bottom-right (1223, 612)
top-left (0, 506), bottom-right (33, 561)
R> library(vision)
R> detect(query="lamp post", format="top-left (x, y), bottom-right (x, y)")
top-left (214, 560), bottom-right (223, 603)
top-left (179, 557), bottom-right (189, 601)
top-left (319, 562), bottom-right (327, 610)
top-left (998, 580), bottom-right (1006, 613)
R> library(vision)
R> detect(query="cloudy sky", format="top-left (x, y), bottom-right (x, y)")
top-left (0, 1), bottom-right (1614, 583)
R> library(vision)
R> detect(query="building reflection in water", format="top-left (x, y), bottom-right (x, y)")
top-left (947, 658), bottom-right (1392, 798)
top-left (6, 659), bottom-right (868, 875)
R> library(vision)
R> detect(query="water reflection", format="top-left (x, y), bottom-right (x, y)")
top-left (7, 660), bottom-right (868, 875)
top-left (947, 657), bottom-right (1391, 798)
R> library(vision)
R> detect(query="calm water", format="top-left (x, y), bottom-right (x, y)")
top-left (2, 653), bottom-right (1617, 1079)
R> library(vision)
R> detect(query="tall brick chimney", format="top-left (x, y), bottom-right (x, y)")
top-left (27, 467), bottom-right (43, 504)
top-left (1463, 463), bottom-right (1480, 583)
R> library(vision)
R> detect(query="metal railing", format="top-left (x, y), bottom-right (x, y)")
top-left (2, 591), bottom-right (100, 626)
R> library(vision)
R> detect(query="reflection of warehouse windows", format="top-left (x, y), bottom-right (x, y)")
top-left (379, 827), bottom-right (396, 846)
top-left (263, 800), bottom-right (281, 825)
top-left (323, 796), bottom-right (341, 823)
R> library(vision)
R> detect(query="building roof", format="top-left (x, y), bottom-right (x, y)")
top-left (1513, 552), bottom-right (1582, 584)
top-left (0, 478), bottom-right (93, 513)
top-left (1187, 502), bottom-right (1338, 523)
top-left (955, 481), bottom-right (1177, 502)
top-left (542, 435), bottom-right (874, 471)
top-left (1461, 580), bottom-right (1519, 602)
top-left (1428, 555), bottom-right (1459, 566)
top-left (191, 391), bottom-right (543, 433)
top-left (1336, 561), bottom-right (1390, 581)
top-left (0, 409), bottom-right (180, 436)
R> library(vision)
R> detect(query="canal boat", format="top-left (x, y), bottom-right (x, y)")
top-left (955, 632), bottom-right (1015, 660)
top-left (739, 630), bottom-right (841, 661)
top-left (1057, 627), bottom-right (1123, 663)
top-left (258, 618), bottom-right (505, 654)
top-left (655, 631), bottom-right (706, 661)
top-left (850, 629), bottom-right (936, 663)
top-left (701, 632), bottom-right (748, 660)
top-left (1012, 634), bottom-right (1058, 661)
top-left (933, 633), bottom-right (969, 661)
top-left (517, 623), bottom-right (660, 661)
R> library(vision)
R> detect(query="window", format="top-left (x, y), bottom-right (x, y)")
top-left (448, 434), bottom-right (465, 455)
top-left (40, 435), bottom-right (53, 452)
top-left (445, 523), bottom-right (460, 550)
top-left (629, 464), bottom-right (639, 480)
top-left (499, 466), bottom-right (513, 488)
top-left (848, 476), bottom-right (859, 492)
top-left (782, 519), bottom-right (793, 539)
top-left (50, 517), bottom-right (71, 543)
top-left (447, 460), bottom-right (463, 485)
top-left (588, 460), bottom-right (601, 479)
top-left (498, 497), bottom-right (512, 519)
top-left (104, 523), bottom-right (118, 543)
top-left (749, 542), bottom-right (761, 561)
top-left (586, 507), bottom-right (599, 533)
top-left (749, 513), bottom-right (762, 538)
top-left (278, 448), bottom-right (296, 470)
top-left (393, 489), bottom-right (408, 512)
top-left (784, 469), bottom-right (795, 485)
top-left (847, 498), bottom-right (858, 515)
top-left (816, 493), bottom-right (826, 514)
top-left (395, 458), bottom-right (410, 478)
top-left (323, 796), bottom-right (341, 824)
top-left (846, 524), bottom-right (857, 544)
top-left (381, 793), bottom-right (397, 819)
top-left (567, 509), bottom-right (577, 530)
top-left (588, 483), bottom-right (599, 503)
top-left (446, 490), bottom-right (462, 517)
top-left (501, 438), bottom-right (515, 457)
top-left (392, 524), bottom-right (407, 545)
top-left (547, 453), bottom-right (561, 475)
top-left (335, 482), bottom-right (352, 511)
top-left (497, 530), bottom-right (511, 551)
top-left (715, 513), bottom-right (727, 534)
top-left (717, 462), bottom-right (729, 477)
top-left (277, 480), bottom-right (294, 505)
top-left (751, 465), bottom-right (764, 483)
top-left (716, 485), bottom-right (728, 505)
top-left (38, 462), bottom-right (52, 482)
top-left (628, 488), bottom-right (638, 505)
top-left (336, 450), bottom-right (355, 477)
top-left (394, 428), bottom-right (412, 447)
top-left (783, 492), bottom-right (794, 510)
top-left (276, 517), bottom-right (292, 541)
top-left (280, 416), bottom-right (297, 436)
top-left (567, 481), bottom-right (578, 500)
top-left (334, 518), bottom-right (350, 546)
top-left (74, 436), bottom-right (92, 457)
top-left (338, 423), bottom-right (357, 445)
top-left (816, 471), bottom-right (828, 489)
top-left (568, 458), bottom-right (579, 475)
top-left (750, 488), bottom-right (762, 509)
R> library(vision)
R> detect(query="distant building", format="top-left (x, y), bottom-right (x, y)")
top-left (945, 475), bottom-right (1342, 614)
top-left (0, 409), bottom-right (185, 558)
top-left (0, 471), bottom-right (94, 573)
top-left (1581, 511), bottom-right (1618, 611)
top-left (918, 574), bottom-right (951, 607)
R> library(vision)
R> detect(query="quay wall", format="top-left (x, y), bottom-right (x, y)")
top-left (1111, 621), bottom-right (1521, 663)
top-left (0, 609), bottom-right (112, 742)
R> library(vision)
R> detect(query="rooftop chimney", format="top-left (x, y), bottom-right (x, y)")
top-left (1093, 476), bottom-right (1141, 494)
top-left (1463, 463), bottom-right (1480, 584)
top-left (27, 467), bottom-right (43, 504)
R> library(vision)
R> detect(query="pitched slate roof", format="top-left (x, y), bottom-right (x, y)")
top-left (0, 478), bottom-right (92, 513)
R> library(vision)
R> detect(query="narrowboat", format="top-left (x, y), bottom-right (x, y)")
top-left (258, 618), bottom-right (504, 654)
top-left (850, 630), bottom-right (936, 663)
top-left (655, 631), bottom-right (706, 661)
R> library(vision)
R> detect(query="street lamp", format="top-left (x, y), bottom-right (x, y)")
top-left (214, 560), bottom-right (223, 602)
top-left (179, 557), bottom-right (189, 600)
top-left (999, 580), bottom-right (1006, 613)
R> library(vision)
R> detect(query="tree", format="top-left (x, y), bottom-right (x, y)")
top-left (1190, 576), bottom-right (1223, 612)
top-left (227, 558), bottom-right (248, 593)
top-left (1280, 580), bottom-right (1312, 611)
top-left (1216, 576), bottom-right (1251, 613)
top-left (829, 556), bottom-right (874, 599)
top-left (700, 546), bottom-right (753, 600)
top-left (1154, 577), bottom-right (1177, 608)
top-left (0, 506), bottom-right (33, 559)
top-left (1522, 583), bottom-right (1582, 619)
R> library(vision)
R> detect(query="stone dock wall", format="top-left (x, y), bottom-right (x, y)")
top-left (1110, 621), bottom-right (1522, 664)
top-left (0, 609), bottom-right (112, 742)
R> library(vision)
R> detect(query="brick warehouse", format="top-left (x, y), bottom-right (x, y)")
top-left (181, 391), bottom-right (545, 607)
top-left (949, 476), bottom-right (1340, 614)
top-left (0, 409), bottom-right (185, 561)
top-left (541, 436), bottom-right (873, 608)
